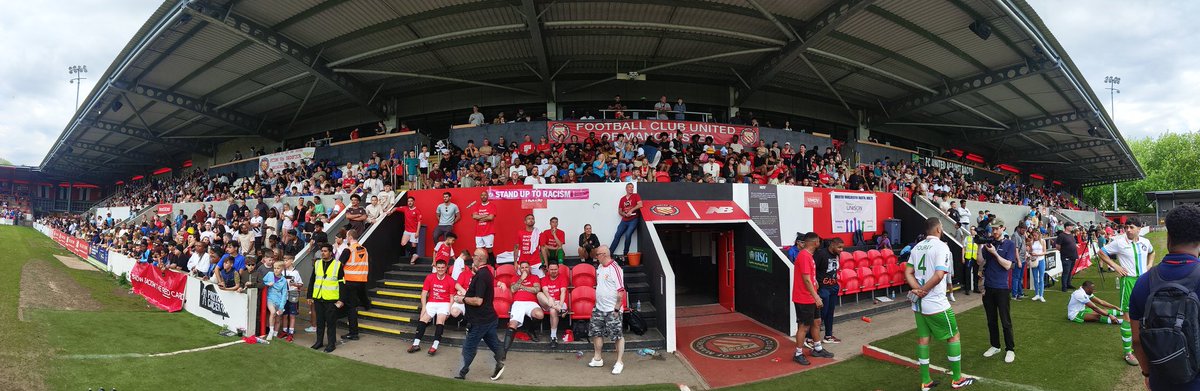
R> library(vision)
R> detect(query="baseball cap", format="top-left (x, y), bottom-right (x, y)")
top-left (989, 218), bottom-right (1005, 228)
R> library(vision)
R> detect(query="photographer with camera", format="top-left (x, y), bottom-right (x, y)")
top-left (977, 218), bottom-right (1016, 363)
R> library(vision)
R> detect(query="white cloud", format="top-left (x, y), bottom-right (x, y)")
top-left (0, 0), bottom-right (160, 166)
top-left (1029, 0), bottom-right (1200, 140)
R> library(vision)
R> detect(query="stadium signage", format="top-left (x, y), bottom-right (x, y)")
top-left (156, 203), bottom-right (173, 216)
top-left (914, 155), bottom-right (975, 176)
top-left (746, 246), bottom-right (772, 273)
top-left (547, 120), bottom-right (759, 146)
top-left (199, 283), bottom-right (229, 318)
top-left (487, 188), bottom-right (589, 200)
top-left (88, 244), bottom-right (109, 265)
top-left (258, 147), bottom-right (316, 173)
top-left (129, 263), bottom-right (187, 312)
top-left (691, 332), bottom-right (778, 360)
top-left (642, 200), bottom-right (750, 222)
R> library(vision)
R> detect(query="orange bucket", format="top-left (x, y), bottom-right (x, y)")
top-left (626, 252), bottom-right (642, 266)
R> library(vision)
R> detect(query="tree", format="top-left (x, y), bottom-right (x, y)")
top-left (1083, 133), bottom-right (1200, 212)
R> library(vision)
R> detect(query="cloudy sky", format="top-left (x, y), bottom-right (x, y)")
top-left (0, 1), bottom-right (1194, 166)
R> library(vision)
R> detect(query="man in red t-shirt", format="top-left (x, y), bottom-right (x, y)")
top-left (539, 217), bottom-right (566, 267)
top-left (471, 191), bottom-right (496, 264)
top-left (515, 214), bottom-right (542, 277)
top-left (791, 232), bottom-right (833, 365)
top-left (503, 260), bottom-right (546, 351)
top-left (389, 196), bottom-right (422, 265)
top-left (610, 183), bottom-right (643, 257)
top-left (409, 259), bottom-right (455, 355)
top-left (538, 262), bottom-right (570, 347)
top-left (518, 135), bottom-right (536, 161)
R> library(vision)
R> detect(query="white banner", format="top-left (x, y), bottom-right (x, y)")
top-left (107, 251), bottom-right (138, 281)
top-left (0, 218), bottom-right (12, 226)
top-left (185, 275), bottom-right (257, 333)
top-left (830, 192), bottom-right (877, 233)
top-left (94, 206), bottom-right (133, 221)
top-left (258, 147), bottom-right (316, 173)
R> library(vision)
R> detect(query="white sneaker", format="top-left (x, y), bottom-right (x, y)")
top-left (588, 358), bottom-right (604, 367)
top-left (948, 293), bottom-right (957, 302)
top-left (612, 362), bottom-right (624, 375)
top-left (304, 326), bottom-right (317, 333)
top-left (983, 347), bottom-right (1001, 358)
top-left (1004, 350), bottom-right (1015, 363)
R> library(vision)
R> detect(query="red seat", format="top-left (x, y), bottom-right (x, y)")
top-left (853, 251), bottom-right (869, 268)
top-left (495, 264), bottom-right (517, 287)
top-left (838, 251), bottom-right (855, 270)
top-left (867, 249), bottom-right (883, 266)
top-left (571, 263), bottom-right (597, 288)
top-left (875, 273), bottom-right (890, 290)
top-left (857, 267), bottom-right (874, 292)
top-left (881, 248), bottom-right (895, 260)
top-left (493, 286), bottom-right (513, 320)
top-left (570, 286), bottom-right (596, 320)
top-left (887, 262), bottom-right (905, 287)
top-left (839, 269), bottom-right (859, 295)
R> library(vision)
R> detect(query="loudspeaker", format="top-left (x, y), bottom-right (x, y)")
top-left (969, 20), bottom-right (991, 40)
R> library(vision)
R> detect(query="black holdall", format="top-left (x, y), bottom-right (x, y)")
top-left (625, 310), bottom-right (647, 336)
top-left (1140, 265), bottom-right (1200, 384)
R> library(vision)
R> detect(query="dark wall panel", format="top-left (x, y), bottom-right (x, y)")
top-left (638, 182), bottom-right (732, 201)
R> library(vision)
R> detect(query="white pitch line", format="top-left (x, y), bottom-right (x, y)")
top-left (63, 340), bottom-right (245, 360)
top-left (866, 345), bottom-right (1050, 391)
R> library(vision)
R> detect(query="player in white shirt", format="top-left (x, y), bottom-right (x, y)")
top-left (1067, 281), bottom-right (1123, 324)
top-left (1095, 219), bottom-right (1154, 365)
top-left (904, 218), bottom-right (974, 390)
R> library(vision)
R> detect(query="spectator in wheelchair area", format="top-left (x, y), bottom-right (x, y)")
top-left (409, 259), bottom-right (456, 356)
top-left (503, 260), bottom-right (546, 351)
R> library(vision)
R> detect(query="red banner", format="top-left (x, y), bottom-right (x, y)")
top-left (130, 263), bottom-right (187, 312)
top-left (487, 188), bottom-right (589, 200)
top-left (547, 120), bottom-right (759, 146)
top-left (156, 203), bottom-right (173, 216)
top-left (50, 229), bottom-right (89, 259)
top-left (642, 200), bottom-right (750, 222)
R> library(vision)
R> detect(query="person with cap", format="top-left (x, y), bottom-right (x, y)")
top-left (1096, 218), bottom-right (1154, 366)
top-left (1055, 222), bottom-right (1080, 291)
top-left (976, 218), bottom-right (1016, 363)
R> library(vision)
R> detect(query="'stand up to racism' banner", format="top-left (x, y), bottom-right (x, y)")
top-left (547, 120), bottom-right (759, 146)
top-left (129, 263), bottom-right (187, 312)
top-left (487, 188), bottom-right (590, 209)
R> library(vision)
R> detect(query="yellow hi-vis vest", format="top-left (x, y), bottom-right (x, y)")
top-left (344, 243), bottom-right (369, 283)
top-left (964, 236), bottom-right (978, 260)
top-left (312, 258), bottom-right (343, 301)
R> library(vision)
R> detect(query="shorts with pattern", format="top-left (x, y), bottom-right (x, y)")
top-left (589, 308), bottom-right (624, 341)
top-left (284, 300), bottom-right (299, 316)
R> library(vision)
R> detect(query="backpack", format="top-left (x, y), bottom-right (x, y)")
top-left (1140, 265), bottom-right (1200, 384)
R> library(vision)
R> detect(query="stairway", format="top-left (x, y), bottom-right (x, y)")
top-left (348, 257), bottom-right (665, 352)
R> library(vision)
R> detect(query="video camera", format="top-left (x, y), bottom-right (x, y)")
top-left (973, 212), bottom-right (1000, 245)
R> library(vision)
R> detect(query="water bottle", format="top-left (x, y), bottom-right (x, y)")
top-left (639, 348), bottom-right (656, 356)
top-left (575, 350), bottom-right (584, 359)
top-left (636, 300), bottom-right (642, 311)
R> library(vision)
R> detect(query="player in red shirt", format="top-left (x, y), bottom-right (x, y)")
top-left (791, 232), bottom-right (832, 365)
top-left (515, 214), bottom-right (542, 277)
top-left (539, 217), bottom-right (566, 267)
top-left (538, 262), bottom-right (570, 347)
top-left (409, 259), bottom-right (455, 355)
top-left (388, 196), bottom-right (422, 264)
top-left (471, 191), bottom-right (496, 264)
top-left (503, 260), bottom-right (546, 352)
top-left (432, 233), bottom-right (457, 273)
top-left (610, 183), bottom-right (643, 257)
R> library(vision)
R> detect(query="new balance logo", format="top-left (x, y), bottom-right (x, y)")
top-left (706, 206), bottom-right (734, 214)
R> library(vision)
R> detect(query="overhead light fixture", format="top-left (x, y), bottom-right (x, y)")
top-left (110, 99), bottom-right (123, 112)
top-left (968, 20), bottom-right (991, 40)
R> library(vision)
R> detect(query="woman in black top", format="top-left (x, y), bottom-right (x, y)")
top-left (577, 224), bottom-right (601, 264)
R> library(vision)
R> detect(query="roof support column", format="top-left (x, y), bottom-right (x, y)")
top-left (67, 181), bottom-right (73, 213)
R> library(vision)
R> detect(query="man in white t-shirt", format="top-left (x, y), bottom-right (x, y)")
top-left (588, 245), bottom-right (627, 375)
top-left (956, 201), bottom-right (971, 228)
top-left (1096, 219), bottom-right (1154, 365)
top-left (905, 217), bottom-right (974, 389)
top-left (1067, 281), bottom-right (1122, 325)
